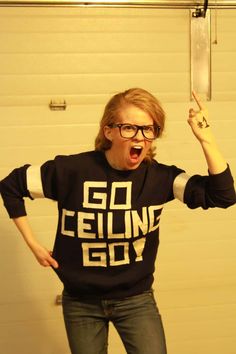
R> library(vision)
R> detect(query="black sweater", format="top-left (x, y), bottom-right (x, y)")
top-left (1, 151), bottom-right (235, 299)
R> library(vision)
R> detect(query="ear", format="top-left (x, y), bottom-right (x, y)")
top-left (103, 125), bottom-right (113, 142)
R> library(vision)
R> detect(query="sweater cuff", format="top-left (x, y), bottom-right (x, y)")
top-left (208, 165), bottom-right (234, 190)
top-left (3, 200), bottom-right (27, 219)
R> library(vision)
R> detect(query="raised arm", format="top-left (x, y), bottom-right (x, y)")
top-left (188, 91), bottom-right (227, 175)
top-left (173, 92), bottom-right (236, 209)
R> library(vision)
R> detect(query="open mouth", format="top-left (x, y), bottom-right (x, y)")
top-left (130, 146), bottom-right (143, 160)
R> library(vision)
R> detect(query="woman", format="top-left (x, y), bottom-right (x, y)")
top-left (1, 88), bottom-right (235, 354)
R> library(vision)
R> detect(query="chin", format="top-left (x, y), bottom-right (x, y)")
top-left (127, 161), bottom-right (142, 170)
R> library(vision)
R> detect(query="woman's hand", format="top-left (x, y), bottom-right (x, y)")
top-left (187, 91), bottom-right (227, 174)
top-left (31, 242), bottom-right (59, 269)
top-left (13, 216), bottom-right (59, 269)
top-left (187, 91), bottom-right (214, 143)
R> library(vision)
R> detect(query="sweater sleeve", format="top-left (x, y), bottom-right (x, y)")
top-left (0, 159), bottom-right (59, 218)
top-left (0, 165), bottom-right (31, 218)
top-left (174, 165), bottom-right (236, 209)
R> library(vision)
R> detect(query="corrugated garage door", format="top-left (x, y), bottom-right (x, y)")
top-left (0, 6), bottom-right (236, 354)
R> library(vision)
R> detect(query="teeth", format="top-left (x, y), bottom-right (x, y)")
top-left (133, 146), bottom-right (142, 149)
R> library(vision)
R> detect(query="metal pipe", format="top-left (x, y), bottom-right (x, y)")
top-left (0, 1), bottom-right (236, 10)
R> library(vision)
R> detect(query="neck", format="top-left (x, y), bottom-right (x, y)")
top-left (105, 150), bottom-right (124, 170)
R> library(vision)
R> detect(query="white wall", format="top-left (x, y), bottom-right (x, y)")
top-left (0, 6), bottom-right (235, 354)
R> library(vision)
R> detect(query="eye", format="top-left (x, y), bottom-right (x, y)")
top-left (143, 126), bottom-right (154, 132)
top-left (123, 124), bottom-right (136, 132)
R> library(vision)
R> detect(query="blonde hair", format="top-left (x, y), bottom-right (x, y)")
top-left (95, 88), bottom-right (165, 160)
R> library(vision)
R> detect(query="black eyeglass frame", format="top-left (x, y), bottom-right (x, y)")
top-left (108, 123), bottom-right (161, 141)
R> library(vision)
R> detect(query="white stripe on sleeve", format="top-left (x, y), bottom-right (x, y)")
top-left (173, 172), bottom-right (191, 203)
top-left (27, 165), bottom-right (45, 199)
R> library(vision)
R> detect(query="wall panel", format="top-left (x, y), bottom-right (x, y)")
top-left (0, 6), bottom-right (235, 354)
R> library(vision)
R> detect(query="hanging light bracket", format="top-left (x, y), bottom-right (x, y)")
top-left (192, 0), bottom-right (209, 18)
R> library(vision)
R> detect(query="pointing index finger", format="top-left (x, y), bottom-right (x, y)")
top-left (192, 90), bottom-right (204, 110)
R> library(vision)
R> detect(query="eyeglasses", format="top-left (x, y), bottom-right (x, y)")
top-left (108, 123), bottom-right (160, 140)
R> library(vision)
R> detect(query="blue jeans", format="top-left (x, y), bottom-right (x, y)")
top-left (62, 290), bottom-right (167, 354)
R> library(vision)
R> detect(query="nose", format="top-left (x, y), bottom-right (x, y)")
top-left (133, 127), bottom-right (144, 140)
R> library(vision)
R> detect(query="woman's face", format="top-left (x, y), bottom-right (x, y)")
top-left (104, 104), bottom-right (154, 170)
